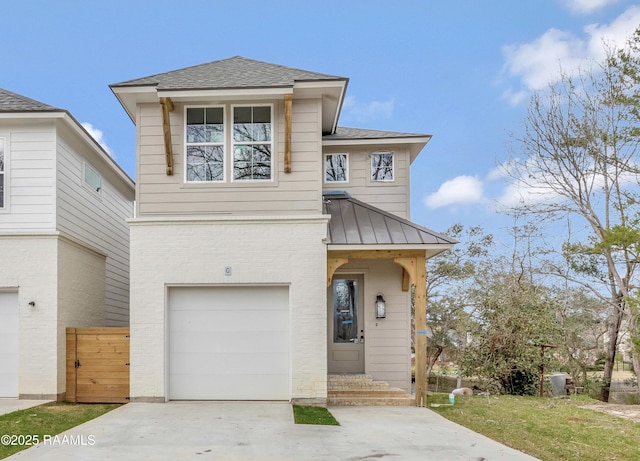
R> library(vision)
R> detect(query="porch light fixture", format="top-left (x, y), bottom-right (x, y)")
top-left (375, 293), bottom-right (386, 319)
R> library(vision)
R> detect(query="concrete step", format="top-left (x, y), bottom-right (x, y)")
top-left (327, 374), bottom-right (414, 406)
top-left (328, 395), bottom-right (414, 406)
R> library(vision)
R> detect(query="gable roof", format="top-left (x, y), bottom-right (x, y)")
top-left (0, 87), bottom-right (134, 195)
top-left (323, 191), bottom-right (456, 252)
top-left (111, 56), bottom-right (347, 90)
top-left (0, 88), bottom-right (61, 112)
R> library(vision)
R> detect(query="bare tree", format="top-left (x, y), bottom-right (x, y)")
top-left (507, 33), bottom-right (640, 401)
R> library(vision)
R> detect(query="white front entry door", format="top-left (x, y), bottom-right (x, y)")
top-left (168, 286), bottom-right (290, 400)
top-left (0, 292), bottom-right (19, 397)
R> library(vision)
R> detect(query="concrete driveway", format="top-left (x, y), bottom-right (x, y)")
top-left (7, 402), bottom-right (539, 460)
top-left (0, 399), bottom-right (51, 417)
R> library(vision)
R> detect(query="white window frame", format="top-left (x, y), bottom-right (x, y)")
top-left (370, 151), bottom-right (395, 182)
top-left (184, 105), bottom-right (226, 183)
top-left (83, 162), bottom-right (102, 196)
top-left (0, 136), bottom-right (7, 211)
top-left (324, 153), bottom-right (349, 183)
top-left (231, 104), bottom-right (274, 183)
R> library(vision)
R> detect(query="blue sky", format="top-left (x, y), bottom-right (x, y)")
top-left (2, 0), bottom-right (639, 245)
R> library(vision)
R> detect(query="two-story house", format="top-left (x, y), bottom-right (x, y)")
top-left (0, 89), bottom-right (135, 400)
top-left (111, 57), bottom-right (454, 405)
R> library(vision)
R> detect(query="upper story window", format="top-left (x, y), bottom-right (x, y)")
top-left (324, 153), bottom-right (348, 183)
top-left (186, 107), bottom-right (225, 182)
top-left (83, 163), bottom-right (102, 193)
top-left (233, 105), bottom-right (272, 181)
top-left (0, 138), bottom-right (5, 208)
top-left (185, 104), bottom-right (273, 183)
top-left (371, 152), bottom-right (394, 182)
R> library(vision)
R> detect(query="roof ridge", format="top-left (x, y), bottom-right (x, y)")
top-left (0, 87), bottom-right (62, 112)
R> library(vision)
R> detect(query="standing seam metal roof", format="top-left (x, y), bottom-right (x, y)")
top-left (110, 56), bottom-right (347, 90)
top-left (323, 191), bottom-right (456, 246)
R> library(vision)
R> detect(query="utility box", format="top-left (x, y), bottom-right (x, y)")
top-left (550, 374), bottom-right (568, 396)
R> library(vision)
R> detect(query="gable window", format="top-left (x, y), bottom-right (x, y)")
top-left (84, 163), bottom-right (102, 193)
top-left (371, 152), bottom-right (394, 182)
top-left (0, 138), bottom-right (4, 208)
top-left (186, 107), bottom-right (225, 182)
top-left (324, 153), bottom-right (348, 183)
top-left (232, 105), bottom-right (272, 181)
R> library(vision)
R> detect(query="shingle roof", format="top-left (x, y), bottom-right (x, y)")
top-left (111, 56), bottom-right (347, 90)
top-left (324, 127), bottom-right (430, 141)
top-left (0, 88), bottom-right (61, 112)
top-left (323, 191), bottom-right (456, 246)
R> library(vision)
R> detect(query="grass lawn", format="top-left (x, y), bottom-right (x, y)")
top-left (429, 393), bottom-right (640, 461)
top-left (292, 405), bottom-right (340, 425)
top-left (0, 402), bottom-right (120, 459)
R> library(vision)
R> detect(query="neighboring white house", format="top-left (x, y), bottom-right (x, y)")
top-left (0, 89), bottom-right (135, 400)
top-left (111, 56), bottom-right (454, 404)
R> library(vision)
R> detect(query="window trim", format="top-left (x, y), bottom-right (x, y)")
top-left (183, 103), bottom-right (275, 184)
top-left (231, 103), bottom-right (274, 183)
top-left (370, 151), bottom-right (395, 182)
top-left (82, 161), bottom-right (103, 197)
top-left (184, 104), bottom-right (227, 183)
top-left (0, 136), bottom-right (7, 211)
top-left (324, 153), bottom-right (349, 184)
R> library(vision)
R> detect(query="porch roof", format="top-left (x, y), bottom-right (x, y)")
top-left (323, 191), bottom-right (456, 247)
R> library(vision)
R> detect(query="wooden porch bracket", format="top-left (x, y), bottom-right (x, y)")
top-left (327, 257), bottom-right (349, 287)
top-left (284, 94), bottom-right (292, 173)
top-left (394, 257), bottom-right (417, 287)
top-left (160, 97), bottom-right (174, 176)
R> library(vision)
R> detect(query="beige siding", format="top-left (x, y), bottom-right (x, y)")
top-left (55, 127), bottom-right (133, 326)
top-left (0, 121), bottom-right (56, 231)
top-left (335, 259), bottom-right (411, 391)
top-left (135, 98), bottom-right (323, 216)
top-left (323, 146), bottom-right (411, 219)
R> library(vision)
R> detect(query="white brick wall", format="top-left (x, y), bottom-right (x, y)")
top-left (0, 235), bottom-right (107, 398)
top-left (129, 216), bottom-right (329, 401)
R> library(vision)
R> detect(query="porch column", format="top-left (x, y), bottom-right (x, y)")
top-left (414, 255), bottom-right (427, 406)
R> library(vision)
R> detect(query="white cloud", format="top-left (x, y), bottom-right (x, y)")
top-left (424, 175), bottom-right (485, 209)
top-left (500, 5), bottom-right (640, 104)
top-left (82, 122), bottom-right (114, 157)
top-left (562, 0), bottom-right (620, 15)
top-left (341, 95), bottom-right (394, 122)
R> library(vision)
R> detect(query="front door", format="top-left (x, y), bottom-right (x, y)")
top-left (328, 276), bottom-right (364, 373)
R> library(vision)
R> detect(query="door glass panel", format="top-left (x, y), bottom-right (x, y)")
top-left (333, 279), bottom-right (358, 343)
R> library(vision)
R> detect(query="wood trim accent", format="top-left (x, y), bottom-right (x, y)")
top-left (284, 94), bottom-right (292, 173)
top-left (160, 97), bottom-right (174, 176)
top-left (327, 257), bottom-right (349, 287)
top-left (328, 249), bottom-right (425, 260)
top-left (402, 268), bottom-right (411, 292)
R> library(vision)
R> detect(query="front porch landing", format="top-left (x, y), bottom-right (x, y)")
top-left (327, 374), bottom-right (413, 406)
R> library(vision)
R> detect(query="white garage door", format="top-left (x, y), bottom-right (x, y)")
top-left (0, 292), bottom-right (19, 398)
top-left (168, 286), bottom-right (289, 400)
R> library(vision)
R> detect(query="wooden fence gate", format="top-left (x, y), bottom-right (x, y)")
top-left (66, 327), bottom-right (130, 403)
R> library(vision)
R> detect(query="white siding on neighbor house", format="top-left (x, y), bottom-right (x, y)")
top-left (135, 98), bottom-right (323, 216)
top-left (0, 121), bottom-right (56, 231)
top-left (335, 259), bottom-right (412, 391)
top-left (129, 217), bottom-right (328, 402)
top-left (55, 128), bottom-right (133, 326)
top-left (323, 146), bottom-right (411, 219)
